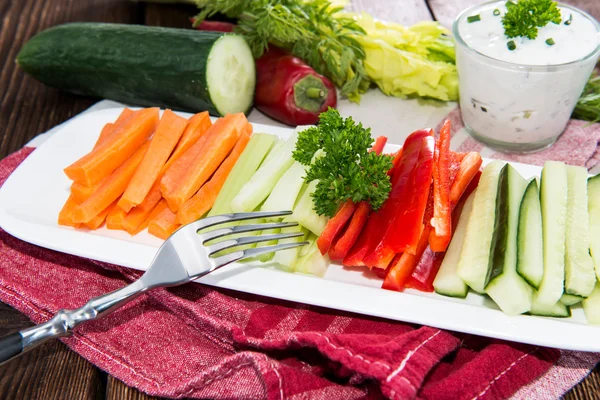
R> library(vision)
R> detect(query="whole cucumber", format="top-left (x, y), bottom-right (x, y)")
top-left (17, 23), bottom-right (256, 116)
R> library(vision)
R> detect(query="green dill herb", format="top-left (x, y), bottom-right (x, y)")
top-left (467, 14), bottom-right (481, 23)
top-left (502, 0), bottom-right (562, 40)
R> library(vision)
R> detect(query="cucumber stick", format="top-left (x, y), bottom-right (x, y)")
top-left (295, 239), bottom-right (330, 277)
top-left (583, 283), bottom-right (600, 324)
top-left (17, 23), bottom-right (256, 115)
top-left (533, 161), bottom-right (568, 309)
top-left (433, 191), bottom-right (475, 298)
top-left (230, 131), bottom-right (298, 213)
top-left (564, 166), bottom-right (596, 296)
top-left (589, 174), bottom-right (600, 279)
top-left (208, 133), bottom-right (276, 217)
top-left (457, 160), bottom-right (506, 293)
top-left (485, 165), bottom-right (533, 315)
top-left (560, 293), bottom-right (583, 306)
top-left (272, 222), bottom-right (309, 271)
top-left (516, 179), bottom-right (544, 288)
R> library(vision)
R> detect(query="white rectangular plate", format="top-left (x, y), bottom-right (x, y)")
top-left (1, 107), bottom-right (598, 352)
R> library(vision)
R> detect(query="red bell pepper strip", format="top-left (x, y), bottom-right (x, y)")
top-left (429, 120), bottom-right (452, 252)
top-left (362, 132), bottom-right (435, 268)
top-left (371, 136), bottom-right (388, 154)
top-left (382, 225), bottom-right (432, 291)
top-left (408, 169), bottom-right (482, 291)
top-left (329, 200), bottom-right (370, 261)
top-left (316, 199), bottom-right (356, 255)
top-left (318, 136), bottom-right (388, 256)
top-left (193, 19), bottom-right (235, 32)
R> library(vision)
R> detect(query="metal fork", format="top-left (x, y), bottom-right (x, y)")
top-left (0, 210), bottom-right (307, 365)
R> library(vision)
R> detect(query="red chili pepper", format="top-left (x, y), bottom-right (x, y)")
top-left (254, 47), bottom-right (337, 126)
top-left (429, 120), bottom-right (452, 252)
top-left (362, 131), bottom-right (435, 268)
top-left (195, 19), bottom-right (337, 126)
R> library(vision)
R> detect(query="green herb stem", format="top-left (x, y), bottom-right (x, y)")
top-left (545, 37), bottom-right (555, 46)
top-left (507, 40), bottom-right (517, 50)
top-left (467, 14), bottom-right (481, 23)
top-left (493, 8), bottom-right (501, 16)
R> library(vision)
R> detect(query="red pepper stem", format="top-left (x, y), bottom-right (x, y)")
top-left (306, 87), bottom-right (325, 99)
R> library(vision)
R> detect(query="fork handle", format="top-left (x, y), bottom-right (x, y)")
top-left (0, 279), bottom-right (146, 365)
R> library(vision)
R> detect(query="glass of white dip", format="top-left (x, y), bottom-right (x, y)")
top-left (453, 1), bottom-right (600, 153)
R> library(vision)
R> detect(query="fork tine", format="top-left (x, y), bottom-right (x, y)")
top-left (199, 221), bottom-right (299, 243)
top-left (214, 241), bottom-right (310, 268)
top-left (208, 232), bottom-right (305, 256)
top-left (192, 211), bottom-right (293, 232)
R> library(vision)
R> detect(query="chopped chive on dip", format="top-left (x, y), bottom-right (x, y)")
top-left (507, 40), bottom-right (517, 51)
top-left (467, 14), bottom-right (481, 23)
top-left (565, 13), bottom-right (573, 25)
top-left (546, 38), bottom-right (555, 46)
top-left (493, 8), bottom-right (500, 16)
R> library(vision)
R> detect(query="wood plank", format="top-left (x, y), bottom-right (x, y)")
top-left (106, 377), bottom-right (159, 400)
top-left (0, 0), bottom-right (141, 160)
top-left (348, 0), bottom-right (433, 24)
top-left (143, 2), bottom-right (197, 27)
top-left (428, 0), bottom-right (600, 28)
top-left (0, 303), bottom-right (104, 400)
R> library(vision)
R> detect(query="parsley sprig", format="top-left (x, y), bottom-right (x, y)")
top-left (193, 0), bottom-right (370, 101)
top-left (502, 0), bottom-right (562, 40)
top-left (293, 109), bottom-right (393, 217)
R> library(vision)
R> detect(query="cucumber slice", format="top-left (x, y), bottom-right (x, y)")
top-left (560, 293), bottom-right (583, 306)
top-left (534, 161), bottom-right (568, 308)
top-left (516, 179), bottom-right (544, 288)
top-left (589, 174), bottom-right (600, 279)
top-left (564, 166), bottom-right (596, 296)
top-left (433, 191), bottom-right (475, 298)
top-left (230, 131), bottom-right (298, 213)
top-left (457, 160), bottom-right (506, 293)
top-left (529, 297), bottom-right (571, 318)
top-left (583, 283), bottom-right (600, 324)
top-left (485, 165), bottom-right (533, 315)
top-left (208, 133), bottom-right (276, 216)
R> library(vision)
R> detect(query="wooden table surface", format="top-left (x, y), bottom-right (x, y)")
top-left (0, 0), bottom-right (599, 399)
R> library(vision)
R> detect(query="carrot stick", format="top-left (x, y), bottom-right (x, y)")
top-left (371, 136), bottom-right (387, 154)
top-left (128, 199), bottom-right (169, 236)
top-left (168, 111), bottom-right (212, 169)
top-left (84, 200), bottom-right (116, 230)
top-left (122, 204), bottom-right (154, 234)
top-left (132, 112), bottom-right (213, 214)
top-left (176, 132), bottom-right (251, 225)
top-left (70, 181), bottom-right (100, 203)
top-left (118, 110), bottom-right (188, 212)
top-left (64, 107), bottom-right (158, 186)
top-left (449, 152), bottom-right (482, 203)
top-left (92, 108), bottom-right (135, 150)
top-left (106, 202), bottom-right (127, 230)
top-left (148, 207), bottom-right (180, 240)
top-left (58, 194), bottom-right (81, 227)
top-left (161, 113), bottom-right (247, 212)
top-left (72, 142), bottom-right (150, 224)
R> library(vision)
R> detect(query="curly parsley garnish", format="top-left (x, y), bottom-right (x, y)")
top-left (293, 109), bottom-right (393, 217)
top-left (502, 0), bottom-right (562, 40)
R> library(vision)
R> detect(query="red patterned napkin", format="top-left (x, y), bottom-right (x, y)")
top-left (0, 109), bottom-right (599, 400)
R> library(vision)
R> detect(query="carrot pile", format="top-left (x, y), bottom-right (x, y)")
top-left (58, 107), bottom-right (252, 239)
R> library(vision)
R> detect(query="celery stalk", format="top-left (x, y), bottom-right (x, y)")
top-left (261, 161), bottom-right (307, 213)
top-left (292, 180), bottom-right (328, 236)
top-left (295, 240), bottom-right (330, 277)
top-left (208, 133), bottom-right (276, 217)
top-left (272, 222), bottom-right (309, 271)
top-left (230, 130), bottom-right (299, 213)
